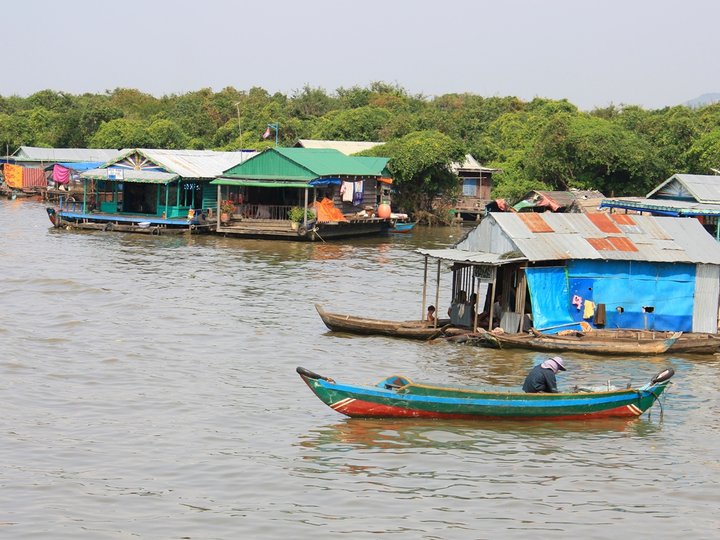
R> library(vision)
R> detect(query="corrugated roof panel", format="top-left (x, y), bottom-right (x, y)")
top-left (631, 217), bottom-right (673, 240)
top-left (587, 238), bottom-right (615, 251)
top-left (416, 248), bottom-right (526, 265)
top-left (295, 139), bottom-right (383, 156)
top-left (674, 174), bottom-right (720, 203)
top-left (607, 237), bottom-right (639, 252)
top-left (518, 212), bottom-right (554, 233)
top-left (489, 213), bottom-right (720, 264)
top-left (139, 149), bottom-right (251, 178)
top-left (610, 214), bottom-right (636, 225)
top-left (491, 213), bottom-right (536, 239)
top-left (658, 218), bottom-right (720, 264)
top-left (587, 213), bottom-right (622, 233)
top-left (13, 146), bottom-right (122, 163)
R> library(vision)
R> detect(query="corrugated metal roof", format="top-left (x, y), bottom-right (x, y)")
top-left (477, 213), bottom-right (720, 264)
top-left (450, 154), bottom-right (499, 174)
top-left (222, 147), bottom-right (384, 179)
top-left (295, 139), bottom-right (383, 156)
top-left (647, 173), bottom-right (720, 203)
top-left (106, 149), bottom-right (253, 179)
top-left (601, 196), bottom-right (720, 215)
top-left (81, 168), bottom-right (178, 183)
top-left (12, 146), bottom-right (123, 163)
top-left (417, 249), bottom-right (526, 265)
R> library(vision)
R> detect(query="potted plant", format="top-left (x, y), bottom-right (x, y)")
top-left (220, 200), bottom-right (235, 224)
top-left (288, 206), bottom-right (313, 230)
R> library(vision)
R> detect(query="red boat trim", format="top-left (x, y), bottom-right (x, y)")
top-left (330, 397), bottom-right (643, 420)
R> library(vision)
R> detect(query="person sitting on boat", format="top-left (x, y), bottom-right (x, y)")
top-left (522, 356), bottom-right (566, 393)
top-left (426, 305), bottom-right (436, 325)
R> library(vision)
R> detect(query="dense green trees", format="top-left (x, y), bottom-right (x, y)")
top-left (2, 83), bottom-right (719, 214)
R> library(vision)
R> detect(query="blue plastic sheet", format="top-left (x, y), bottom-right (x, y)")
top-left (525, 267), bottom-right (580, 333)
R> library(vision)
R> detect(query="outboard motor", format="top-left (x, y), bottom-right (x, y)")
top-left (650, 367), bottom-right (675, 385)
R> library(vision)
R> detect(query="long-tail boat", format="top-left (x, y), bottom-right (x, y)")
top-left (297, 366), bottom-right (675, 420)
top-left (315, 304), bottom-right (448, 340)
top-left (474, 328), bottom-right (682, 355)
top-left (585, 329), bottom-right (720, 355)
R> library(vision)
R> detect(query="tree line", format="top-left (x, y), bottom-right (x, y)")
top-left (2, 83), bottom-right (720, 213)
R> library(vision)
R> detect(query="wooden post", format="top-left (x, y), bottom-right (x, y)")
top-left (216, 184), bottom-right (221, 228)
top-left (421, 255), bottom-right (428, 321)
top-left (434, 259), bottom-right (441, 328)
top-left (303, 188), bottom-right (309, 227)
top-left (488, 274), bottom-right (497, 330)
top-left (473, 269), bottom-right (481, 330)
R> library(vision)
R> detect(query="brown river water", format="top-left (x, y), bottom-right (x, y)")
top-left (1, 199), bottom-right (719, 539)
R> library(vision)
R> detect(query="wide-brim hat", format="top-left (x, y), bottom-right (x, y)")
top-left (550, 356), bottom-right (566, 371)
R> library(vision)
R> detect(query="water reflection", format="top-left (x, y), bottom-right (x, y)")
top-left (299, 416), bottom-right (663, 455)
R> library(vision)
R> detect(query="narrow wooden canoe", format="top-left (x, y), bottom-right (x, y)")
top-left (297, 366), bottom-right (675, 420)
top-left (584, 329), bottom-right (720, 355)
top-left (475, 328), bottom-right (682, 355)
top-left (315, 304), bottom-right (445, 340)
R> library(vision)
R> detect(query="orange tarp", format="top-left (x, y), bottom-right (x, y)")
top-left (312, 198), bottom-right (347, 222)
top-left (3, 164), bottom-right (23, 188)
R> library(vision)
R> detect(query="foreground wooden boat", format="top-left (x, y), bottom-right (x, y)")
top-left (315, 304), bottom-right (447, 340)
top-left (474, 328), bottom-right (682, 355)
top-left (297, 366), bottom-right (675, 420)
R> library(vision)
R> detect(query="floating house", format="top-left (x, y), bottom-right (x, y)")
top-left (1, 146), bottom-right (122, 197)
top-left (601, 174), bottom-right (720, 239)
top-left (47, 148), bottom-right (250, 234)
top-left (417, 212), bottom-right (720, 334)
top-left (211, 147), bottom-right (393, 241)
top-left (451, 155), bottom-right (498, 221)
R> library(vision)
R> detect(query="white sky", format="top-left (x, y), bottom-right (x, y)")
top-left (2, 0), bottom-right (718, 110)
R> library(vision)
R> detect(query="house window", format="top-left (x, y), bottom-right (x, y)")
top-left (463, 178), bottom-right (478, 197)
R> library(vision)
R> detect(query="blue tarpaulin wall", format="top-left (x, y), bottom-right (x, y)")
top-left (526, 261), bottom-right (696, 332)
top-left (525, 267), bottom-right (580, 333)
top-left (567, 260), bottom-right (695, 331)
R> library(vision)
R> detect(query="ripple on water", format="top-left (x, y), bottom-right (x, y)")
top-left (1, 201), bottom-right (719, 539)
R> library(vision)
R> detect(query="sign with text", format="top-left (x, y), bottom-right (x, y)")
top-left (107, 168), bottom-right (124, 180)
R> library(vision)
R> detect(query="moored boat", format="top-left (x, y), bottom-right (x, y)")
top-left (296, 366), bottom-right (675, 420)
top-left (315, 304), bottom-right (447, 340)
top-left (584, 329), bottom-right (720, 355)
top-left (474, 328), bottom-right (682, 355)
top-left (389, 221), bottom-right (416, 233)
top-left (46, 207), bottom-right (214, 235)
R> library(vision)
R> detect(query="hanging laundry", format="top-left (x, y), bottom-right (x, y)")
top-left (594, 303), bottom-right (607, 326)
top-left (572, 295), bottom-right (583, 310)
top-left (583, 300), bottom-right (596, 319)
top-left (352, 180), bottom-right (364, 206)
top-left (53, 164), bottom-right (71, 185)
top-left (3, 164), bottom-right (23, 188)
top-left (340, 181), bottom-right (354, 203)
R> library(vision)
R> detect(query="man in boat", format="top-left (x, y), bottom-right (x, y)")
top-left (522, 356), bottom-right (566, 393)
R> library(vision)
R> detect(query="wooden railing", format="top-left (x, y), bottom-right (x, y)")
top-left (235, 204), bottom-right (292, 220)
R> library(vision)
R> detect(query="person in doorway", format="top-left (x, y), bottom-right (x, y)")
top-left (522, 356), bottom-right (566, 393)
top-left (426, 305), bottom-right (436, 325)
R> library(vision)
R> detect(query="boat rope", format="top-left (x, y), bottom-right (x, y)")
top-left (312, 226), bottom-right (327, 243)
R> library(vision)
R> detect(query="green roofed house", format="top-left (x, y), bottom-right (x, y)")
top-left (211, 147), bottom-right (394, 241)
top-left (46, 148), bottom-right (252, 235)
